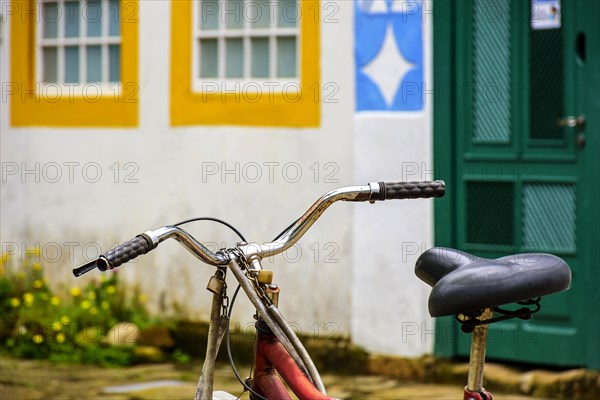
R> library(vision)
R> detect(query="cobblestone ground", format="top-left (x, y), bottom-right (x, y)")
top-left (0, 357), bottom-right (541, 400)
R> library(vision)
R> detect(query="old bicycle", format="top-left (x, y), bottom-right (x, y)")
top-left (73, 180), bottom-right (571, 400)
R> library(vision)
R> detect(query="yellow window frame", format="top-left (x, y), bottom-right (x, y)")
top-left (170, 0), bottom-right (320, 127)
top-left (10, 0), bottom-right (139, 127)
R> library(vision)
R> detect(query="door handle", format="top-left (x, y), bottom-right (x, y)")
top-left (557, 115), bottom-right (586, 149)
top-left (557, 115), bottom-right (586, 128)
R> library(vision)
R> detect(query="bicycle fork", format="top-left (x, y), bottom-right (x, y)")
top-left (463, 309), bottom-right (493, 400)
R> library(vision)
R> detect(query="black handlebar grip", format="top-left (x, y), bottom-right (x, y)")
top-left (97, 235), bottom-right (153, 271)
top-left (376, 180), bottom-right (446, 200)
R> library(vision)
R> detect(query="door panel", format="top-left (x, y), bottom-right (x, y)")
top-left (434, 0), bottom-right (599, 368)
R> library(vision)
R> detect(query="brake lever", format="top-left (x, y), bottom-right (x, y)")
top-left (72, 259), bottom-right (99, 277)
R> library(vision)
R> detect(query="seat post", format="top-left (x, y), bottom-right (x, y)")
top-left (466, 308), bottom-right (492, 393)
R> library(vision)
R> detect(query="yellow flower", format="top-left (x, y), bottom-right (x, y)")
top-left (106, 285), bottom-right (116, 294)
top-left (101, 301), bottom-right (109, 310)
top-left (56, 332), bottom-right (65, 344)
top-left (50, 296), bottom-right (61, 306)
top-left (70, 287), bottom-right (81, 297)
top-left (10, 298), bottom-right (20, 308)
top-left (33, 263), bottom-right (42, 271)
top-left (33, 334), bottom-right (44, 344)
top-left (23, 293), bottom-right (34, 306)
top-left (99, 275), bottom-right (106, 283)
top-left (138, 294), bottom-right (148, 304)
top-left (88, 291), bottom-right (97, 300)
top-left (61, 316), bottom-right (70, 325)
top-left (90, 307), bottom-right (98, 315)
top-left (80, 300), bottom-right (91, 310)
top-left (16, 271), bottom-right (25, 280)
top-left (1, 252), bottom-right (10, 264)
top-left (33, 279), bottom-right (43, 289)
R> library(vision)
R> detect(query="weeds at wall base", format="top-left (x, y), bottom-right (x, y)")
top-left (0, 253), bottom-right (176, 367)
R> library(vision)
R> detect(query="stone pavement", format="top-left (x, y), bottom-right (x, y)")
top-left (1, 356), bottom-right (542, 400)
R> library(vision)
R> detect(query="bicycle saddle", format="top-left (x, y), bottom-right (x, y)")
top-left (415, 248), bottom-right (571, 317)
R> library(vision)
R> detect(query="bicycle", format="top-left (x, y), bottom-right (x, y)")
top-left (73, 180), bottom-right (571, 400)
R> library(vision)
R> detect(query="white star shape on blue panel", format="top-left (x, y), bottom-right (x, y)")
top-left (361, 22), bottom-right (415, 107)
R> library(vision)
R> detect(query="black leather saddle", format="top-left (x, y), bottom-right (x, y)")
top-left (415, 248), bottom-right (571, 317)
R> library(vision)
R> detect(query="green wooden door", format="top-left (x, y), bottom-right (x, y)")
top-left (433, 0), bottom-right (599, 368)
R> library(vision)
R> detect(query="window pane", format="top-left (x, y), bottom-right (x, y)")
top-left (277, 37), bottom-right (297, 78)
top-left (200, 0), bottom-right (219, 30)
top-left (86, 45), bottom-right (102, 82)
top-left (225, 38), bottom-right (243, 78)
top-left (278, 0), bottom-right (299, 28)
top-left (65, 1), bottom-right (80, 38)
top-left (251, 38), bottom-right (269, 78)
top-left (200, 39), bottom-right (218, 78)
top-left (86, 0), bottom-right (103, 37)
top-left (43, 47), bottom-right (58, 82)
top-left (109, 44), bottom-right (120, 82)
top-left (109, 0), bottom-right (121, 36)
top-left (43, 2), bottom-right (59, 38)
top-left (249, 0), bottom-right (270, 29)
top-left (64, 46), bottom-right (80, 83)
top-left (225, 0), bottom-right (243, 30)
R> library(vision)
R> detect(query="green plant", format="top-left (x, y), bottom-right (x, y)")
top-left (171, 347), bottom-right (192, 364)
top-left (0, 251), bottom-right (157, 366)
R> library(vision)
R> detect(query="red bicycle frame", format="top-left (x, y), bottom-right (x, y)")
top-left (252, 325), bottom-right (334, 400)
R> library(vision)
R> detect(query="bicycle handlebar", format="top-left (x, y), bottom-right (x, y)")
top-left (375, 181), bottom-right (446, 200)
top-left (73, 235), bottom-right (153, 277)
top-left (73, 180), bottom-right (445, 276)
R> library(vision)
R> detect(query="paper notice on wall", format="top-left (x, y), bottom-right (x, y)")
top-left (531, 0), bottom-right (561, 30)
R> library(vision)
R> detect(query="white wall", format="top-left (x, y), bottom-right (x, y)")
top-left (350, 1), bottom-right (435, 356)
top-left (1, 0), bottom-right (434, 357)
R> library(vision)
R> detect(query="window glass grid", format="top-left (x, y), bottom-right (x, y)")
top-left (38, 0), bottom-right (121, 85)
top-left (194, 0), bottom-right (300, 84)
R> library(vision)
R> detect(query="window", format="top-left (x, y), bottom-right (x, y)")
top-left (171, 0), bottom-right (320, 127)
top-left (38, 0), bottom-right (122, 86)
top-left (193, 0), bottom-right (299, 90)
top-left (10, 0), bottom-right (138, 127)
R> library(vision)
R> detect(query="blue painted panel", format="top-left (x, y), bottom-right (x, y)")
top-left (355, 0), bottom-right (424, 112)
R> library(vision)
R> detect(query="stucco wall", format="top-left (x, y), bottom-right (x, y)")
top-left (1, 0), bottom-right (434, 357)
top-left (352, 1), bottom-right (434, 355)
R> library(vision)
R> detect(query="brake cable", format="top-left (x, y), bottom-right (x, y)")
top-left (171, 217), bottom-right (267, 399)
